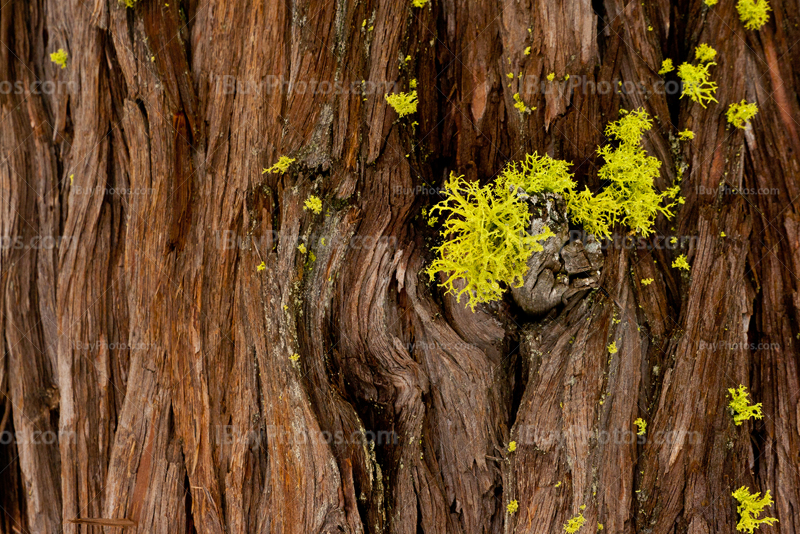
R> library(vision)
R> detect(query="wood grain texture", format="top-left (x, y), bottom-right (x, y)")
top-left (0, 0), bottom-right (799, 533)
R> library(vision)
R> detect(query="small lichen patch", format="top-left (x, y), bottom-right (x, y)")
top-left (304, 195), bottom-right (323, 215)
top-left (263, 156), bottom-right (296, 174)
top-left (726, 100), bottom-right (759, 129)
top-left (385, 90), bottom-right (418, 117)
top-left (728, 385), bottom-right (763, 425)
top-left (50, 49), bottom-right (68, 69)
top-left (732, 486), bottom-right (778, 533)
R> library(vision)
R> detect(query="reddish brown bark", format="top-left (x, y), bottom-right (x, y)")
top-left (1, 0), bottom-right (799, 533)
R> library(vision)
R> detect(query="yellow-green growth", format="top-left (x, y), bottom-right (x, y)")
top-left (705, 0), bottom-right (718, 5)
top-left (695, 43), bottom-right (717, 63)
top-left (732, 486), bottom-right (778, 533)
top-left (298, 243), bottom-right (307, 254)
top-left (728, 385), bottom-right (763, 425)
top-left (257, 261), bottom-right (266, 272)
top-left (304, 195), bottom-right (323, 215)
top-left (507, 500), bottom-right (519, 514)
top-left (524, 46), bottom-right (531, 56)
top-left (736, 0), bottom-right (771, 30)
top-left (50, 49), bottom-right (68, 69)
top-left (564, 513), bottom-right (586, 533)
top-left (123, 0), bottom-right (138, 6)
top-left (607, 342), bottom-right (618, 354)
top-left (513, 93), bottom-right (533, 114)
top-left (641, 278), bottom-right (654, 286)
top-left (567, 109), bottom-right (678, 239)
top-left (385, 90), bottom-right (418, 117)
top-left (263, 156), bottom-right (296, 174)
top-left (727, 100), bottom-right (759, 129)
top-left (678, 62), bottom-right (718, 108)
top-left (508, 441), bottom-right (517, 452)
top-left (678, 129), bottom-right (695, 141)
top-left (547, 72), bottom-right (555, 81)
top-left (634, 418), bottom-right (646, 435)
top-left (289, 353), bottom-right (300, 362)
top-left (658, 59), bottom-right (674, 75)
top-left (409, 78), bottom-right (418, 89)
top-left (499, 152), bottom-right (575, 196)
top-left (425, 173), bottom-right (554, 311)
top-left (411, 0), bottom-right (429, 7)
top-left (672, 254), bottom-right (690, 271)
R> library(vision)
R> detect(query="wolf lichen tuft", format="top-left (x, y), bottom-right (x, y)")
top-left (672, 254), bottom-right (690, 271)
top-left (658, 59), bottom-right (674, 75)
top-left (678, 129), bottom-right (695, 141)
top-left (732, 486), bottom-right (778, 533)
top-left (385, 90), bottom-right (418, 117)
top-left (695, 43), bottom-right (717, 63)
top-left (567, 109), bottom-right (678, 239)
top-left (728, 385), bottom-right (763, 425)
top-left (507, 500), bottom-right (519, 514)
top-left (263, 156), bottom-right (296, 174)
top-left (564, 513), bottom-right (586, 533)
top-left (678, 62), bottom-right (718, 108)
top-left (641, 278), bottom-right (654, 286)
top-left (726, 100), bottom-right (759, 129)
top-left (607, 342), bottom-right (618, 354)
top-left (304, 195), bottom-right (323, 215)
top-left (50, 49), bottom-right (68, 69)
top-left (737, 0), bottom-right (771, 30)
top-left (508, 441), bottom-right (517, 452)
top-left (513, 93), bottom-right (533, 114)
top-left (499, 152), bottom-right (575, 195)
top-left (425, 172), bottom-right (554, 311)
top-left (634, 418), bottom-right (647, 435)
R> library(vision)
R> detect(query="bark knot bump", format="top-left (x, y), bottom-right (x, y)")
top-left (510, 192), bottom-right (603, 315)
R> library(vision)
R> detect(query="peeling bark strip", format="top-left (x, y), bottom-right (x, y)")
top-left (0, 0), bottom-right (799, 533)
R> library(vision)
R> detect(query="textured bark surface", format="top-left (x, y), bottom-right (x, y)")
top-left (1, 0), bottom-right (799, 533)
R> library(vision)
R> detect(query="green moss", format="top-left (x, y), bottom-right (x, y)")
top-left (425, 172), bottom-right (554, 311)
top-left (50, 49), bottom-right (68, 69)
top-left (385, 90), bottom-right (418, 117)
top-left (658, 59), bottom-right (675, 75)
top-left (732, 486), bottom-right (778, 533)
top-left (728, 385), bottom-right (762, 425)
top-left (677, 61), bottom-right (718, 108)
top-left (737, 0), bottom-right (771, 30)
top-left (726, 100), bottom-right (759, 129)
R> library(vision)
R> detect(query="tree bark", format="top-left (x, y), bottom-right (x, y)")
top-left (1, 0), bottom-right (799, 533)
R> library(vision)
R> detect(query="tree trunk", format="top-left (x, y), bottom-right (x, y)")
top-left (1, 0), bottom-right (799, 533)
